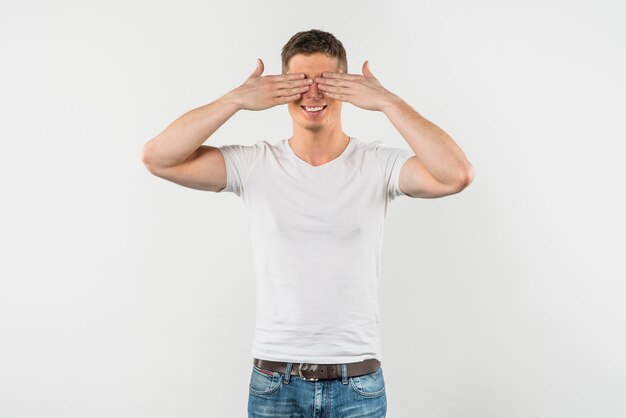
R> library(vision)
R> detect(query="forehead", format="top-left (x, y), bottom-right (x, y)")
top-left (286, 53), bottom-right (340, 75)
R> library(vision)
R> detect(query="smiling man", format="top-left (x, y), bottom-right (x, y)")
top-left (285, 52), bottom-right (345, 152)
top-left (141, 29), bottom-right (473, 417)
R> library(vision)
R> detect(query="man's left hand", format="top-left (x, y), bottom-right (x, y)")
top-left (315, 61), bottom-right (398, 112)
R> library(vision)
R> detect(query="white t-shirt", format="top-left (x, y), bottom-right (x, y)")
top-left (217, 136), bottom-right (413, 364)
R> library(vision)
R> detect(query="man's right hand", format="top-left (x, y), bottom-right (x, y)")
top-left (227, 58), bottom-right (313, 111)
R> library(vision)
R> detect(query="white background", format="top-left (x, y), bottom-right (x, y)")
top-left (1, 1), bottom-right (625, 417)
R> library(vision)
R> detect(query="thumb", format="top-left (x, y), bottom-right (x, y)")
top-left (250, 58), bottom-right (264, 78)
top-left (363, 60), bottom-right (374, 78)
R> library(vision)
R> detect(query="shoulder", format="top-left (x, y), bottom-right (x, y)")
top-left (218, 140), bottom-right (273, 159)
top-left (347, 137), bottom-right (383, 157)
top-left (220, 139), bottom-right (272, 151)
top-left (359, 139), bottom-right (413, 164)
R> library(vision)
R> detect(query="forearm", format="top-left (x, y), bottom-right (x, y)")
top-left (141, 90), bottom-right (241, 169)
top-left (381, 96), bottom-right (473, 186)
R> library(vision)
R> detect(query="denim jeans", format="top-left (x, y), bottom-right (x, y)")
top-left (248, 361), bottom-right (387, 417)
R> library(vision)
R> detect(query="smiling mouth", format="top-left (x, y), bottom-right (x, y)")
top-left (301, 105), bottom-right (327, 114)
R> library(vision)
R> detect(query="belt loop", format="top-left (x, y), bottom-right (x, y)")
top-left (341, 363), bottom-right (348, 385)
top-left (283, 362), bottom-right (293, 384)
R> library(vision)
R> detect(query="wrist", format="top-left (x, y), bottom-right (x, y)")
top-left (220, 89), bottom-right (244, 112)
top-left (379, 93), bottom-right (403, 114)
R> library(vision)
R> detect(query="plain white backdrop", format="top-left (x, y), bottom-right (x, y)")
top-left (1, 0), bottom-right (625, 417)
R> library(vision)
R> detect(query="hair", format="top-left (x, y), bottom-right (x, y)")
top-left (281, 29), bottom-right (348, 74)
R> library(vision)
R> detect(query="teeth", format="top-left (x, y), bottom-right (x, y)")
top-left (304, 106), bottom-right (324, 112)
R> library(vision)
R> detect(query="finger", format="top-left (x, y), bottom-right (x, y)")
top-left (362, 60), bottom-right (370, 76)
top-left (264, 73), bottom-right (307, 81)
top-left (320, 91), bottom-right (350, 101)
top-left (273, 93), bottom-right (302, 104)
top-left (250, 58), bottom-right (264, 78)
top-left (316, 77), bottom-right (354, 88)
top-left (274, 78), bottom-right (313, 90)
top-left (319, 72), bottom-right (361, 81)
top-left (317, 84), bottom-right (350, 94)
top-left (275, 84), bottom-right (310, 97)
top-left (363, 60), bottom-right (379, 80)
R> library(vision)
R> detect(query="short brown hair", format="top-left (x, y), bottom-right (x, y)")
top-left (281, 29), bottom-right (348, 74)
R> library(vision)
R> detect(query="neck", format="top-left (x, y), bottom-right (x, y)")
top-left (289, 126), bottom-right (350, 167)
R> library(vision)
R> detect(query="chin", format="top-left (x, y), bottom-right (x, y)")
top-left (304, 123), bottom-right (324, 131)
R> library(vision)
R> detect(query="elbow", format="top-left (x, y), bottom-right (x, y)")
top-left (140, 143), bottom-right (157, 173)
top-left (448, 162), bottom-right (474, 193)
top-left (458, 163), bottom-right (475, 189)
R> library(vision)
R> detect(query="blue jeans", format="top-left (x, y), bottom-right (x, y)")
top-left (248, 361), bottom-right (387, 417)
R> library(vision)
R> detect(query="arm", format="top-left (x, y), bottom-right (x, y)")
top-left (139, 93), bottom-right (240, 192)
top-left (380, 96), bottom-right (475, 197)
top-left (316, 60), bottom-right (474, 198)
top-left (140, 58), bottom-right (311, 192)
top-left (140, 93), bottom-right (240, 171)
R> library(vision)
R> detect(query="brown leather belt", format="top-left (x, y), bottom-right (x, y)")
top-left (253, 357), bottom-right (381, 381)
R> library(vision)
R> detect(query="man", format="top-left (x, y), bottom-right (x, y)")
top-left (141, 29), bottom-right (473, 418)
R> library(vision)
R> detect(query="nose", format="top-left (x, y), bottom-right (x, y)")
top-left (304, 80), bottom-right (323, 99)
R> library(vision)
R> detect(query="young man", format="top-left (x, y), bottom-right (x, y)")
top-left (141, 29), bottom-right (473, 417)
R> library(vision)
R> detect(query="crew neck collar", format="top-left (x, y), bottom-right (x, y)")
top-left (285, 136), bottom-right (355, 168)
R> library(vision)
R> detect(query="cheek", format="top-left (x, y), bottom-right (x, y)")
top-left (288, 102), bottom-right (299, 113)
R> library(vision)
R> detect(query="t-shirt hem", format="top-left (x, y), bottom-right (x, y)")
top-left (392, 150), bottom-right (415, 198)
top-left (250, 350), bottom-right (381, 365)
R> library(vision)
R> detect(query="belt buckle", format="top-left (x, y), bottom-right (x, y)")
top-left (298, 363), bottom-right (319, 381)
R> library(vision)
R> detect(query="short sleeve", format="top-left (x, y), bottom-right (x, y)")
top-left (373, 141), bottom-right (414, 202)
top-left (216, 143), bottom-right (264, 197)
